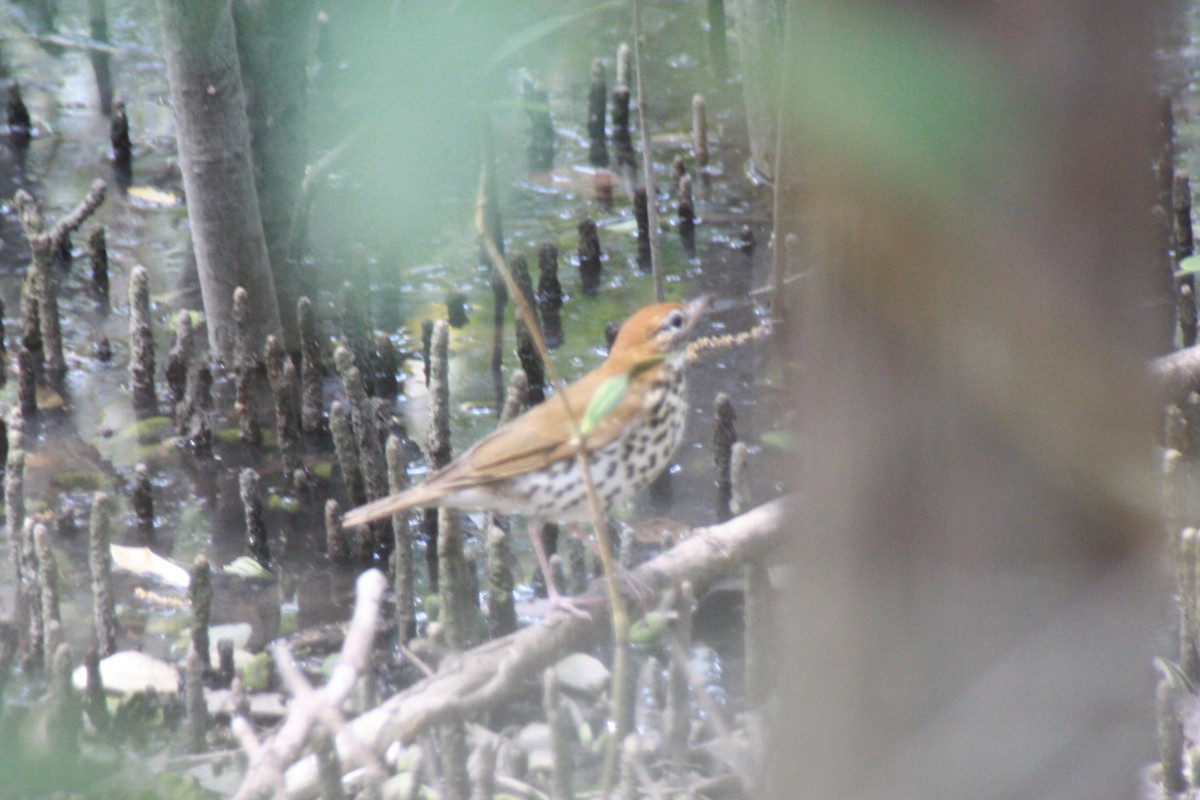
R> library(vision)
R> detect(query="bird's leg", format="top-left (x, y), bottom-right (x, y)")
top-left (528, 520), bottom-right (592, 619)
top-left (567, 524), bottom-right (654, 608)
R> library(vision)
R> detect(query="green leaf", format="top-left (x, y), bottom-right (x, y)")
top-left (1178, 254), bottom-right (1200, 277)
top-left (242, 653), bottom-right (272, 692)
top-left (222, 556), bottom-right (272, 579)
top-left (322, 653), bottom-right (340, 679)
top-left (267, 494), bottom-right (301, 513)
top-left (577, 720), bottom-right (595, 748)
top-left (630, 612), bottom-right (671, 645)
top-left (760, 429), bottom-right (799, 452)
top-left (789, 2), bottom-right (1015, 211)
top-left (581, 373), bottom-right (630, 437)
top-left (485, 1), bottom-right (623, 71)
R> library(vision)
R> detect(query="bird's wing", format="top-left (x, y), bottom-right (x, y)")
top-left (449, 365), bottom-right (646, 482)
top-left (342, 365), bottom-right (648, 528)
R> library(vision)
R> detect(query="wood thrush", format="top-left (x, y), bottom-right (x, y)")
top-left (343, 298), bottom-right (709, 604)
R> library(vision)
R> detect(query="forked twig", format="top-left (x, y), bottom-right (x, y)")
top-left (232, 570), bottom-right (388, 800)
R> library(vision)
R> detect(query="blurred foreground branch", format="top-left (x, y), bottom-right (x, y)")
top-left (767, 1), bottom-right (1164, 798)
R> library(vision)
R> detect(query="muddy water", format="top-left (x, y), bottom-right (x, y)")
top-left (0, 0), bottom-right (786, 693)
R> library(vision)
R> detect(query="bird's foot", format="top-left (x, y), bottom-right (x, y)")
top-left (548, 587), bottom-right (596, 620)
top-left (612, 564), bottom-right (655, 608)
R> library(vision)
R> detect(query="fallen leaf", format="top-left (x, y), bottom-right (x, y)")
top-left (71, 650), bottom-right (180, 696)
top-left (111, 544), bottom-right (190, 588)
top-left (127, 185), bottom-right (180, 207)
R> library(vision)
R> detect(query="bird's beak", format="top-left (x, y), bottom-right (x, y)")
top-left (686, 294), bottom-right (712, 329)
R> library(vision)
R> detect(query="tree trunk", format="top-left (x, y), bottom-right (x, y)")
top-left (156, 0), bottom-right (282, 364)
top-left (767, 1), bottom-right (1164, 798)
top-left (233, 0), bottom-right (316, 352)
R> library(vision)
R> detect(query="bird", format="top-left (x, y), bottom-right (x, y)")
top-left (342, 297), bottom-right (709, 607)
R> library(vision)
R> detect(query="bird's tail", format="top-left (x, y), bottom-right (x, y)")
top-left (341, 483), bottom-right (452, 528)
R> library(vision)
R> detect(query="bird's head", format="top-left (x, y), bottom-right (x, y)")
top-left (609, 296), bottom-right (710, 367)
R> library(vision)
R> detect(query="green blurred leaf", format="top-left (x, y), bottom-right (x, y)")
top-left (126, 415), bottom-right (174, 443)
top-left (49, 469), bottom-right (107, 492)
top-left (424, 593), bottom-right (441, 621)
top-left (242, 653), bottom-right (272, 692)
top-left (268, 494), bottom-right (301, 513)
top-left (582, 373), bottom-right (630, 437)
top-left (790, 2), bottom-right (1015, 208)
top-left (1177, 254), bottom-right (1200, 277)
top-left (630, 611), bottom-right (670, 644)
top-left (760, 429), bottom-right (799, 452)
top-left (166, 308), bottom-right (204, 332)
top-left (605, 218), bottom-right (638, 234)
top-left (322, 653), bottom-right (340, 679)
top-left (577, 719), bottom-right (594, 748)
top-left (222, 556), bottom-right (271, 579)
top-left (582, 356), bottom-right (667, 436)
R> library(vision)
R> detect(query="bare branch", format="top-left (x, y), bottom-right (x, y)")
top-left (276, 498), bottom-right (786, 799)
top-left (233, 570), bottom-right (388, 800)
top-left (50, 179), bottom-right (107, 246)
top-left (632, 0), bottom-right (663, 301)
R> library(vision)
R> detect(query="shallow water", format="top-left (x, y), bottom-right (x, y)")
top-left (0, 0), bottom-right (787, 703)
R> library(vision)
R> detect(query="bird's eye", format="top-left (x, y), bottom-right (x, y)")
top-left (665, 311), bottom-right (685, 330)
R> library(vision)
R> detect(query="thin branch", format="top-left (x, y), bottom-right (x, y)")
top-left (51, 179), bottom-right (107, 247)
top-left (474, 162), bottom-right (633, 792)
top-left (769, 2), bottom-right (794, 319)
top-left (632, 0), bottom-right (663, 302)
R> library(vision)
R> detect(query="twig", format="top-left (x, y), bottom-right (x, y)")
top-left (51, 179), bottom-right (107, 245)
top-left (632, 0), bottom-right (662, 302)
top-left (14, 180), bottom-right (107, 390)
top-left (474, 163), bottom-right (633, 796)
top-left (32, 33), bottom-right (121, 55)
top-left (232, 570), bottom-right (388, 800)
top-left (769, 1), bottom-right (795, 321)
